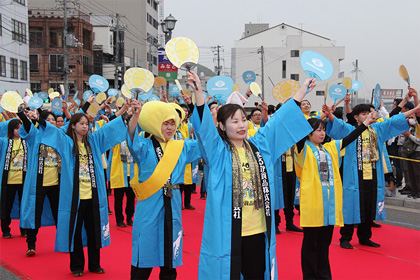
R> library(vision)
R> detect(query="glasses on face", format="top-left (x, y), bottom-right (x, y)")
top-left (252, 114), bottom-right (262, 117)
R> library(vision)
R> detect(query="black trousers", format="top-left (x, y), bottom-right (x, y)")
top-left (1, 183), bottom-right (24, 235)
top-left (241, 233), bottom-right (266, 280)
top-left (275, 171), bottom-right (296, 227)
top-left (26, 185), bottom-right (60, 250)
top-left (179, 184), bottom-right (194, 207)
top-left (301, 226), bottom-right (334, 280)
top-left (130, 265), bottom-right (177, 280)
top-left (70, 199), bottom-right (101, 273)
top-left (114, 186), bottom-right (135, 224)
top-left (340, 180), bottom-right (374, 242)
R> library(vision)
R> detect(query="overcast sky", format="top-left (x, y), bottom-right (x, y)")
top-left (165, 0), bottom-right (420, 101)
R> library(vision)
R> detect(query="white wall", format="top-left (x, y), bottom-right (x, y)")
top-left (0, 1), bottom-right (30, 96)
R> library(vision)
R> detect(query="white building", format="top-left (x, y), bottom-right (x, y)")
top-left (232, 23), bottom-right (345, 110)
top-left (0, 0), bottom-right (30, 96)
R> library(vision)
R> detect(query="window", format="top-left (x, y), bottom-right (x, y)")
top-left (83, 55), bottom-right (92, 74)
top-left (83, 29), bottom-right (92, 51)
top-left (282, 60), bottom-right (286, 79)
top-left (12, 19), bottom-right (26, 43)
top-left (290, 74), bottom-right (299, 81)
top-left (29, 54), bottom-right (39, 72)
top-left (49, 28), bottom-right (63, 48)
top-left (291, 50), bottom-right (299, 57)
top-left (316, 91), bottom-right (325, 96)
top-left (31, 82), bottom-right (42, 92)
top-left (49, 54), bottom-right (64, 73)
top-left (153, 55), bottom-right (157, 66)
top-left (14, 0), bottom-right (25, 5)
top-left (147, 13), bottom-right (158, 29)
top-left (20, 60), bottom-right (27, 80)
top-left (0, 56), bottom-right (5, 76)
top-left (29, 27), bottom-right (43, 47)
top-left (10, 58), bottom-right (18, 79)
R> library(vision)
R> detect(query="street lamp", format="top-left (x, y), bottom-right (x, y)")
top-left (161, 14), bottom-right (177, 43)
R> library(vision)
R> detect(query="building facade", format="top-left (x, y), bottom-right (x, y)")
top-left (0, 0), bottom-right (30, 96)
top-left (28, 8), bottom-right (93, 95)
top-left (232, 23), bottom-right (345, 109)
top-left (29, 0), bottom-right (160, 78)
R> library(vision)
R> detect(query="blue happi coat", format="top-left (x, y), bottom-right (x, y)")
top-left (127, 130), bottom-right (201, 268)
top-left (19, 123), bottom-right (56, 229)
top-left (326, 114), bottom-right (409, 223)
top-left (39, 117), bottom-right (126, 252)
top-left (192, 100), bottom-right (312, 280)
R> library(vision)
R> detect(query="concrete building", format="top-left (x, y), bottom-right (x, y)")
top-left (28, 8), bottom-right (93, 94)
top-left (0, 0), bottom-right (30, 95)
top-left (232, 23), bottom-right (345, 110)
top-left (28, 0), bottom-right (160, 77)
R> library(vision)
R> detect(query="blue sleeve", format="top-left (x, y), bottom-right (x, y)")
top-left (90, 116), bottom-right (127, 154)
top-left (372, 113), bottom-right (409, 143)
top-left (192, 104), bottom-right (228, 166)
top-left (126, 127), bottom-right (153, 166)
top-left (326, 117), bottom-right (355, 139)
top-left (0, 120), bottom-right (11, 137)
top-left (252, 99), bottom-right (313, 162)
top-left (39, 121), bottom-right (73, 156)
top-left (19, 121), bottom-right (38, 145)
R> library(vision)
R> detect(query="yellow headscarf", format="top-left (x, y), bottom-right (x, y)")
top-left (138, 101), bottom-right (180, 140)
top-left (168, 103), bottom-right (185, 125)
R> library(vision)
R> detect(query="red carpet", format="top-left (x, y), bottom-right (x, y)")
top-left (1, 194), bottom-right (419, 279)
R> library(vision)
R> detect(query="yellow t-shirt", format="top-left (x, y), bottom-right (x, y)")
top-left (7, 139), bottom-right (24, 184)
top-left (237, 147), bottom-right (266, 236)
top-left (361, 130), bottom-right (373, 180)
top-left (42, 145), bottom-right (60, 187)
top-left (78, 142), bottom-right (92, 199)
top-left (285, 148), bottom-right (294, 172)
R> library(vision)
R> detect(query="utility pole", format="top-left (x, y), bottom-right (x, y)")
top-left (211, 45), bottom-right (223, 75)
top-left (63, 0), bottom-right (68, 94)
top-left (114, 13), bottom-right (120, 89)
top-left (258, 46), bottom-right (265, 100)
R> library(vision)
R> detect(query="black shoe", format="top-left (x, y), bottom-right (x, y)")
top-left (108, 210), bottom-right (113, 215)
top-left (89, 267), bottom-right (105, 274)
top-left (359, 239), bottom-right (380, 247)
top-left (340, 240), bottom-right (353, 249)
top-left (286, 224), bottom-right (303, 232)
top-left (401, 190), bottom-right (413, 195)
top-left (127, 219), bottom-right (133, 226)
top-left (26, 249), bottom-right (36, 256)
top-left (3, 232), bottom-right (12, 239)
top-left (372, 222), bottom-right (382, 228)
top-left (184, 205), bottom-right (195, 210)
top-left (72, 271), bottom-right (84, 277)
top-left (275, 227), bottom-right (281, 235)
top-left (117, 222), bottom-right (127, 227)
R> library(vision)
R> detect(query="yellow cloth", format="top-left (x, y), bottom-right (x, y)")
top-left (247, 121), bottom-right (259, 137)
top-left (42, 146), bottom-right (59, 187)
top-left (78, 142), bottom-right (92, 200)
top-left (169, 103), bottom-right (186, 124)
top-left (7, 139), bottom-right (24, 184)
top-left (110, 142), bottom-right (133, 189)
top-left (237, 147), bottom-right (266, 236)
top-left (294, 141), bottom-right (345, 227)
top-left (361, 130), bottom-right (373, 180)
top-left (138, 101), bottom-right (180, 141)
top-left (132, 140), bottom-right (183, 201)
top-left (285, 148), bottom-right (293, 172)
top-left (179, 123), bottom-right (193, 184)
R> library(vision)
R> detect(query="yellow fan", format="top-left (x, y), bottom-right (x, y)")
top-left (26, 88), bottom-right (33, 97)
top-left (86, 102), bottom-right (101, 117)
top-left (250, 82), bottom-right (263, 100)
top-left (49, 92), bottom-right (60, 99)
top-left (121, 84), bottom-right (132, 99)
top-left (399, 65), bottom-right (410, 86)
top-left (233, 84), bottom-right (240, 92)
top-left (124, 67), bottom-right (155, 93)
top-left (182, 89), bottom-right (191, 97)
top-left (116, 97), bottom-right (125, 108)
top-left (342, 77), bottom-right (352, 91)
top-left (1, 91), bottom-right (24, 113)
top-left (96, 92), bottom-right (107, 104)
top-left (272, 80), bottom-right (301, 103)
top-left (154, 76), bottom-right (167, 87)
top-left (48, 88), bottom-right (54, 94)
top-left (324, 83), bottom-right (329, 104)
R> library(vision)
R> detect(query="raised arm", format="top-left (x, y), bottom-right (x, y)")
top-left (128, 99), bottom-right (141, 142)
